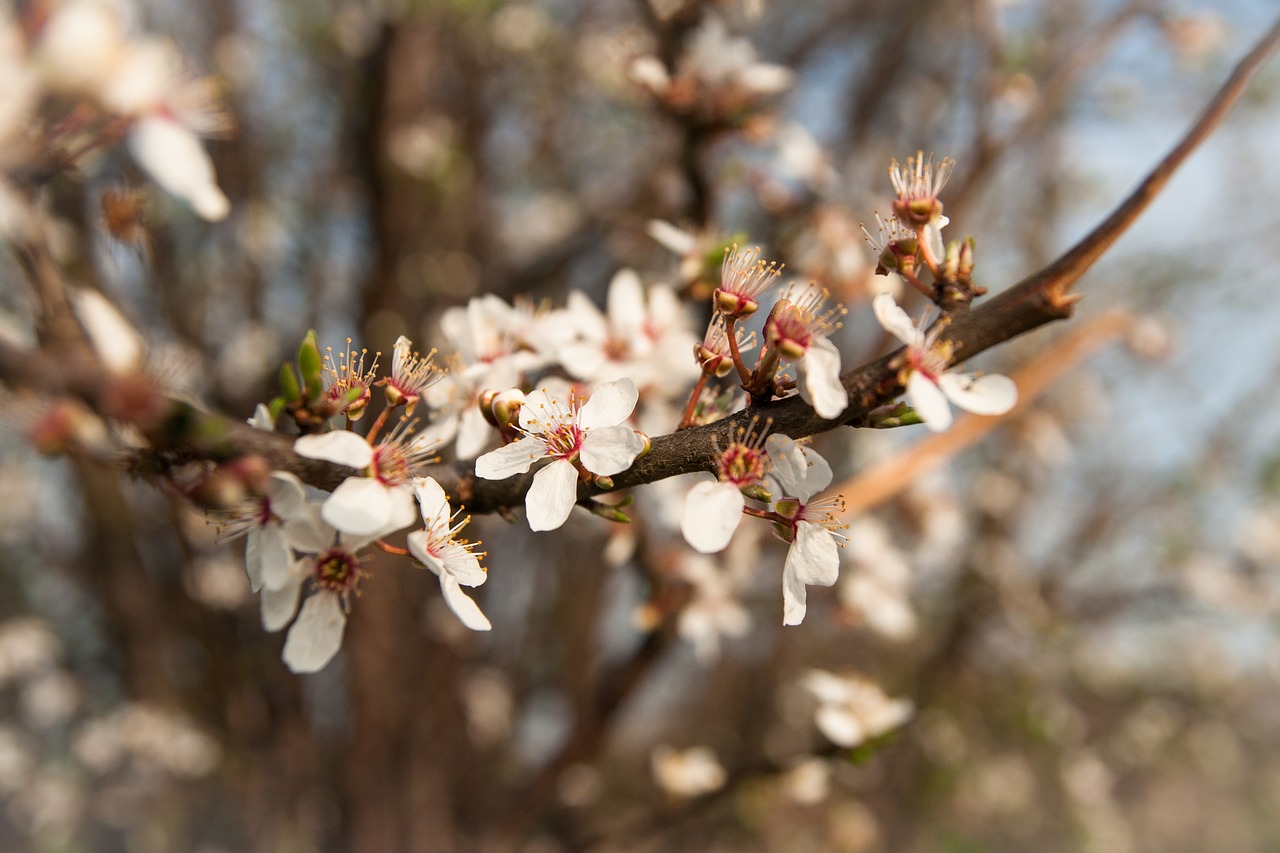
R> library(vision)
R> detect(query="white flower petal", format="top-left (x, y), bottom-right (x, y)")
top-left (454, 407), bottom-right (492, 460)
top-left (406, 530), bottom-right (440, 574)
top-left (391, 335), bottom-right (411, 377)
top-left (579, 425), bottom-right (644, 476)
top-left (782, 560), bottom-right (810, 626)
top-left (438, 572), bottom-right (492, 631)
top-left (797, 337), bottom-right (847, 419)
top-left (69, 287), bottom-right (144, 374)
top-left (255, 524), bottom-right (294, 591)
top-left (765, 434), bottom-right (808, 498)
top-left (646, 220), bottom-right (696, 255)
top-left (244, 527), bottom-right (266, 592)
top-left (260, 577), bottom-right (301, 632)
top-left (792, 523), bottom-right (840, 587)
top-left (440, 545), bottom-right (487, 587)
top-left (578, 378), bottom-right (639, 429)
top-left (128, 116), bottom-right (229, 221)
top-left (321, 477), bottom-right (397, 537)
top-left (517, 387), bottom-right (558, 432)
top-left (248, 403), bottom-right (275, 431)
top-left (924, 218), bottom-right (947, 262)
top-left (765, 434), bottom-right (831, 501)
top-left (475, 438), bottom-right (544, 479)
top-left (413, 477), bottom-right (450, 527)
top-left (872, 293), bottom-right (923, 348)
top-left (815, 706), bottom-right (865, 748)
top-left (803, 669), bottom-right (855, 705)
top-left (937, 371), bottom-right (1017, 417)
top-left (557, 341), bottom-right (607, 381)
top-left (525, 459), bottom-right (580, 531)
top-left (565, 290), bottom-right (609, 343)
top-left (606, 269), bottom-right (647, 337)
top-left (799, 444), bottom-right (834, 496)
top-left (294, 431), bottom-right (374, 469)
top-left (282, 506), bottom-right (336, 553)
top-left (267, 472), bottom-right (307, 519)
top-left (680, 480), bottom-right (744, 554)
top-left (906, 371), bottom-right (953, 432)
top-left (282, 593), bottom-right (346, 673)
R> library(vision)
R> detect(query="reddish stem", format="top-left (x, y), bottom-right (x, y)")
top-left (678, 372), bottom-right (710, 429)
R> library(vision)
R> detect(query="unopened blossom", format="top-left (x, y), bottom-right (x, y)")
top-left (714, 243), bottom-right (781, 318)
top-left (651, 745), bottom-right (726, 799)
top-left (763, 284), bottom-right (848, 419)
top-left (802, 669), bottom-right (913, 748)
top-left (872, 293), bottom-right (1017, 432)
top-left (861, 212), bottom-right (920, 277)
top-left (474, 378), bottom-right (646, 532)
top-left (765, 435), bottom-right (847, 626)
top-left (681, 422), bottom-right (770, 554)
top-left (380, 335), bottom-right (443, 413)
top-left (294, 422), bottom-right (434, 537)
top-left (407, 477), bottom-right (490, 631)
top-left (695, 313), bottom-right (754, 379)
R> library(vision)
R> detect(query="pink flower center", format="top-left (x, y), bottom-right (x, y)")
top-left (373, 444), bottom-right (411, 486)
top-left (543, 422), bottom-right (584, 460)
top-left (718, 443), bottom-right (766, 487)
top-left (906, 344), bottom-right (948, 383)
top-left (313, 547), bottom-right (362, 594)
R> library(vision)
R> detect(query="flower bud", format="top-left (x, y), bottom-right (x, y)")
top-left (490, 389), bottom-right (525, 433)
top-left (764, 300), bottom-right (809, 361)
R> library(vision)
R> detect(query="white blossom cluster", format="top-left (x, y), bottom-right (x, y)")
top-left (221, 145), bottom-right (1024, 676)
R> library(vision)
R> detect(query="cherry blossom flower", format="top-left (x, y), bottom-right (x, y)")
top-left (380, 335), bottom-right (443, 413)
top-left (407, 477), bottom-right (490, 631)
top-left (263, 507), bottom-right (384, 674)
top-left (681, 422), bottom-right (770, 553)
top-left (888, 151), bottom-right (953, 261)
top-left (802, 669), bottom-right (913, 748)
top-left (714, 243), bottom-right (781, 319)
top-left (765, 435), bottom-right (847, 625)
top-left (694, 315), bottom-right (754, 379)
top-left (440, 294), bottom-right (552, 385)
top-left (321, 340), bottom-right (380, 421)
top-left (219, 471), bottom-right (307, 593)
top-left (763, 283), bottom-right (847, 419)
top-left (559, 269), bottom-right (699, 394)
top-left (421, 355), bottom-right (520, 459)
top-left (293, 422), bottom-right (433, 538)
top-left (889, 150), bottom-right (952, 229)
top-left (872, 293), bottom-right (1017, 432)
top-left (474, 378), bottom-right (646, 532)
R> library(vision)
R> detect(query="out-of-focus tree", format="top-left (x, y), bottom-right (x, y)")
top-left (0, 0), bottom-right (1278, 849)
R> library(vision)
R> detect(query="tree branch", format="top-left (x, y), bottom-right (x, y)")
top-left (2, 17), bottom-right (1276, 520)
